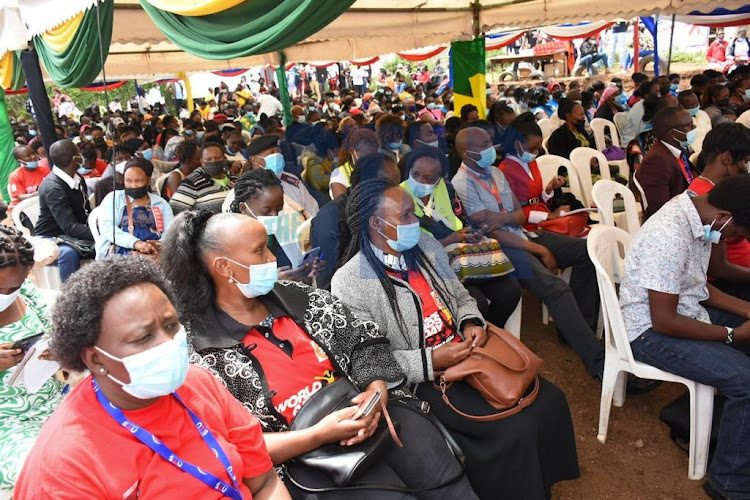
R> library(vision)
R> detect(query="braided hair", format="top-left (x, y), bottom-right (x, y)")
top-left (229, 169), bottom-right (282, 214)
top-left (339, 179), bottom-right (455, 332)
top-left (0, 226), bottom-right (34, 269)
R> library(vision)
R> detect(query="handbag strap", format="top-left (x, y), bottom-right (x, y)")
top-left (438, 376), bottom-right (541, 422)
top-left (379, 397), bottom-right (402, 447)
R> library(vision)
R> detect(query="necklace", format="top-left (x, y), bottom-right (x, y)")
top-left (698, 175), bottom-right (716, 186)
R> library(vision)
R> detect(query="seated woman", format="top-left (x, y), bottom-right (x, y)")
top-left (528, 87), bottom-right (555, 120)
top-left (376, 113), bottom-right (411, 164)
top-left (160, 211), bottom-right (477, 499)
top-left (0, 227), bottom-right (64, 496)
top-left (400, 146), bottom-right (521, 327)
top-left (96, 157), bottom-right (174, 259)
top-left (311, 153), bottom-right (401, 290)
top-left (594, 85), bottom-right (625, 123)
top-left (702, 83), bottom-right (732, 127)
top-left (301, 123), bottom-right (339, 201)
top-left (328, 128), bottom-right (379, 199)
top-left (331, 179), bottom-right (579, 499)
top-left (15, 256), bottom-right (289, 499)
top-left (161, 139), bottom-right (202, 201)
top-left (547, 99), bottom-right (596, 159)
top-left (230, 169), bottom-right (324, 284)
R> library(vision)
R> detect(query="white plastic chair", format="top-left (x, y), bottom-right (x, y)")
top-left (12, 197), bottom-right (41, 237)
top-left (155, 173), bottom-right (169, 196)
top-left (535, 154), bottom-right (586, 206)
top-left (590, 117), bottom-right (630, 182)
top-left (25, 236), bottom-right (62, 291)
top-left (88, 206), bottom-right (104, 259)
top-left (613, 112), bottom-right (629, 142)
top-left (570, 147), bottom-right (610, 207)
top-left (591, 180), bottom-right (642, 237)
top-left (632, 172), bottom-right (648, 212)
top-left (504, 297), bottom-right (523, 339)
top-left (587, 225), bottom-right (715, 480)
top-left (537, 118), bottom-right (556, 147)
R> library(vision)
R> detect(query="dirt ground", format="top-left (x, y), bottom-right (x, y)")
top-left (515, 294), bottom-right (708, 500)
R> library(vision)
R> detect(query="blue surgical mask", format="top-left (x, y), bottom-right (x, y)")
top-left (427, 102), bottom-right (436, 110)
top-left (378, 218), bottom-right (421, 252)
top-left (703, 217), bottom-right (732, 245)
top-left (196, 130), bottom-right (205, 140)
top-left (184, 129), bottom-right (194, 136)
top-left (687, 106), bottom-right (700, 117)
top-left (407, 174), bottom-right (436, 198)
top-left (95, 327), bottom-right (189, 399)
top-left (673, 128), bottom-right (697, 149)
top-left (141, 149), bottom-right (154, 161)
top-left (744, 89), bottom-right (750, 102)
top-left (243, 204), bottom-right (279, 235)
top-left (519, 151), bottom-right (538, 163)
top-left (77, 167), bottom-right (93, 175)
top-left (263, 152), bottom-right (285, 175)
top-left (29, 130), bottom-right (37, 136)
top-left (670, 83), bottom-right (679, 92)
top-left (389, 141), bottom-right (403, 151)
top-left (416, 139), bottom-right (439, 148)
top-left (22, 160), bottom-right (39, 169)
top-left (468, 146), bottom-right (497, 171)
top-left (224, 258), bottom-right (278, 298)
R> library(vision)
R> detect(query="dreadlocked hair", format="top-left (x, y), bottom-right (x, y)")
top-left (0, 226), bottom-right (34, 269)
top-left (229, 169), bottom-right (282, 214)
top-left (339, 179), bottom-right (455, 333)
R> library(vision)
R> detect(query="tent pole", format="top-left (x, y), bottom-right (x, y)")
top-left (653, 14), bottom-right (660, 76)
top-left (181, 72), bottom-right (194, 112)
top-left (20, 45), bottom-right (57, 153)
top-left (633, 18), bottom-right (640, 73)
top-left (667, 14), bottom-right (676, 74)
top-left (472, 0), bottom-right (481, 38)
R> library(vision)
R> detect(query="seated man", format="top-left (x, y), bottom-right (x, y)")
top-left (169, 143), bottom-right (231, 215)
top-left (32, 139), bottom-right (93, 282)
top-left (451, 126), bottom-right (605, 380)
top-left (620, 176), bottom-right (750, 500)
top-left (9, 145), bottom-right (51, 215)
top-left (636, 106), bottom-right (698, 220)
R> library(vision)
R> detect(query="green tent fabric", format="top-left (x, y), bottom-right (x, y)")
top-left (139, 0), bottom-right (355, 60)
top-left (34, 0), bottom-right (114, 88)
top-left (9, 52), bottom-right (25, 91)
top-left (0, 92), bottom-right (17, 203)
top-left (451, 38), bottom-right (487, 120)
top-left (276, 52), bottom-right (292, 127)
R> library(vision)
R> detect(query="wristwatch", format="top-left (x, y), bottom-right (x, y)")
top-left (725, 327), bottom-right (734, 345)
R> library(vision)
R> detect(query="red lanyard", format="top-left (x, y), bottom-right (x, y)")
top-left (461, 165), bottom-right (502, 204)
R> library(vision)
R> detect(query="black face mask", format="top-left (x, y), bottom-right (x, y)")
top-left (203, 160), bottom-right (226, 177)
top-left (124, 185), bottom-right (149, 199)
top-left (576, 119), bottom-right (586, 129)
top-left (718, 98), bottom-right (730, 106)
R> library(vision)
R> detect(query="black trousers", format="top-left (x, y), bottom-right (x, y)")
top-left (503, 231), bottom-right (605, 378)
top-left (284, 402), bottom-right (478, 500)
top-left (464, 275), bottom-right (522, 327)
top-left (712, 279), bottom-right (750, 302)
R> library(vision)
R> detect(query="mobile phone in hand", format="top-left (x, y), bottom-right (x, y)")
top-left (11, 333), bottom-right (44, 352)
top-left (350, 390), bottom-right (382, 421)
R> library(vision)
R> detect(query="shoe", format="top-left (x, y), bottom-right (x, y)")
top-left (626, 374), bottom-right (661, 395)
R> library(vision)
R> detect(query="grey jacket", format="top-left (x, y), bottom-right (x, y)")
top-left (332, 233), bottom-right (485, 385)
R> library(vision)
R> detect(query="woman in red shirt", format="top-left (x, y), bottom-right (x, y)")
top-left (15, 257), bottom-right (288, 499)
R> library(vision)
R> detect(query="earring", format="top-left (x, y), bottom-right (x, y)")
top-left (99, 367), bottom-right (106, 374)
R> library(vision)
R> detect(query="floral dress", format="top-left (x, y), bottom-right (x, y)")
top-left (0, 281), bottom-right (63, 490)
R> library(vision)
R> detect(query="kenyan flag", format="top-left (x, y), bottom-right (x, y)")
top-left (451, 38), bottom-right (486, 120)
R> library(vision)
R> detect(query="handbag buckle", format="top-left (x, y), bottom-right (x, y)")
top-left (420, 401), bottom-right (431, 414)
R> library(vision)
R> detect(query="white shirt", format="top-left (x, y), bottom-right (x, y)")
top-left (619, 192), bottom-right (712, 341)
top-left (660, 140), bottom-right (682, 158)
top-left (52, 166), bottom-right (81, 190)
top-left (257, 93), bottom-right (284, 118)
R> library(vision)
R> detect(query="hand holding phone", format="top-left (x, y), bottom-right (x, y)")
top-left (350, 389), bottom-right (382, 421)
top-left (11, 333), bottom-right (44, 352)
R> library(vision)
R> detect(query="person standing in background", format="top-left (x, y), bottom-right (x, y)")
top-left (608, 22), bottom-right (628, 71)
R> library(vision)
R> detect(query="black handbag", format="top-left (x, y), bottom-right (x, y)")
top-left (287, 379), bottom-right (398, 486)
top-left (53, 234), bottom-right (95, 259)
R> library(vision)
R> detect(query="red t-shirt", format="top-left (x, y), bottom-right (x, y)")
top-left (388, 268), bottom-right (459, 348)
top-left (7, 165), bottom-right (51, 212)
top-left (244, 316), bottom-right (337, 425)
top-left (688, 177), bottom-right (750, 269)
top-left (15, 366), bottom-right (272, 500)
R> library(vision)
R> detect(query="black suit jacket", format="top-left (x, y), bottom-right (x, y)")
top-left (636, 141), bottom-right (695, 221)
top-left (32, 173), bottom-right (93, 241)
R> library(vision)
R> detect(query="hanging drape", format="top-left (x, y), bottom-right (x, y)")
top-left (397, 46), bottom-right (448, 62)
top-left (486, 32), bottom-right (524, 51)
top-left (143, 0), bottom-right (245, 17)
top-left (33, 0), bottom-right (114, 88)
top-left (0, 50), bottom-right (24, 91)
top-left (139, 0), bottom-right (355, 60)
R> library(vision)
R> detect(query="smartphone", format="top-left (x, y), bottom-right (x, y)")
top-left (11, 333), bottom-right (44, 352)
top-left (297, 247), bottom-right (321, 268)
top-left (351, 390), bottom-right (382, 421)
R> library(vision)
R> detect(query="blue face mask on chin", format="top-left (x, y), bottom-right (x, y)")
top-left (77, 167), bottom-right (93, 175)
top-left (703, 217), bottom-right (732, 245)
top-left (467, 146), bottom-right (497, 172)
top-left (406, 174), bottom-right (436, 198)
top-left (687, 106), bottom-right (700, 117)
top-left (673, 128), bottom-right (697, 149)
top-left (378, 218), bottom-right (421, 252)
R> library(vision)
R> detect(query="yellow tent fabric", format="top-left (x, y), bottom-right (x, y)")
top-left (0, 52), bottom-right (13, 90)
top-left (142, 0), bottom-right (244, 17)
top-left (40, 11), bottom-right (85, 53)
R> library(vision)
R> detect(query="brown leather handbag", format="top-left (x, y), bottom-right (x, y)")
top-left (437, 323), bottom-right (543, 421)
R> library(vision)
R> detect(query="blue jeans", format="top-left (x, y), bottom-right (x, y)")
top-left (580, 53), bottom-right (608, 72)
top-left (625, 50), bottom-right (654, 70)
top-left (630, 307), bottom-right (750, 497)
top-left (56, 243), bottom-right (81, 282)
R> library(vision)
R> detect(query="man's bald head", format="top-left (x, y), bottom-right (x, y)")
top-left (12, 145), bottom-right (35, 161)
top-left (49, 139), bottom-right (81, 171)
top-left (456, 126), bottom-right (493, 170)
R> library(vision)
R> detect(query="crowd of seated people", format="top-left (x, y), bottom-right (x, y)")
top-left (4, 63), bottom-right (750, 499)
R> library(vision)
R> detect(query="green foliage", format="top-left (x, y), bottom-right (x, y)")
top-left (5, 81), bottom-right (176, 121)
top-left (669, 48), bottom-right (704, 64)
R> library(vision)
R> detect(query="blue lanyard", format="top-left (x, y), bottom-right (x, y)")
top-left (92, 379), bottom-right (243, 499)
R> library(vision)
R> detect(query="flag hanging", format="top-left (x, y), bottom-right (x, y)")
top-left (451, 38), bottom-right (486, 120)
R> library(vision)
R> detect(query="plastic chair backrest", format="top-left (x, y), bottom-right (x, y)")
top-left (155, 173), bottom-right (169, 197)
top-left (535, 154), bottom-right (586, 206)
top-left (632, 172), bottom-right (648, 211)
top-left (587, 225), bottom-right (636, 365)
top-left (13, 197), bottom-right (41, 236)
top-left (88, 205), bottom-right (103, 242)
top-left (570, 147), bottom-right (610, 206)
top-left (613, 112), bottom-right (629, 143)
top-left (590, 117), bottom-right (620, 150)
top-left (736, 109), bottom-right (750, 128)
top-left (591, 179), bottom-right (641, 235)
top-left (537, 118), bottom-right (555, 144)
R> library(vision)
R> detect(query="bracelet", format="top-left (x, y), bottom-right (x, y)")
top-left (725, 326), bottom-right (734, 345)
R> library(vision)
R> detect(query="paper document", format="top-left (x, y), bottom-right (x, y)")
top-left (7, 337), bottom-right (60, 393)
top-left (558, 208), bottom-right (598, 217)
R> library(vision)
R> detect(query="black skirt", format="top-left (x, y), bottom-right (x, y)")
top-left (416, 377), bottom-right (580, 500)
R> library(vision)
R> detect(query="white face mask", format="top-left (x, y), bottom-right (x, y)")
top-left (244, 203), bottom-right (279, 235)
top-left (95, 327), bottom-right (189, 399)
top-left (0, 288), bottom-right (21, 312)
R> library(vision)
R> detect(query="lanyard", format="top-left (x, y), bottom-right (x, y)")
top-left (461, 165), bottom-right (502, 205)
top-left (92, 379), bottom-right (243, 500)
top-left (679, 153), bottom-right (693, 183)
